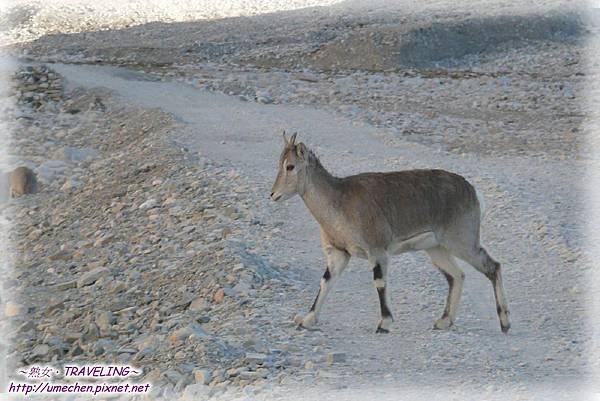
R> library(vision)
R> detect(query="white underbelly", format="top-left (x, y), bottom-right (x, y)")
top-left (388, 231), bottom-right (438, 254)
top-left (345, 231), bottom-right (438, 260)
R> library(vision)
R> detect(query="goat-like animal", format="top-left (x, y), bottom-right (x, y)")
top-left (271, 132), bottom-right (510, 333)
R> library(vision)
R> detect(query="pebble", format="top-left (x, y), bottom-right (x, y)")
top-left (326, 352), bottom-right (347, 365)
top-left (193, 368), bottom-right (212, 385)
top-left (169, 323), bottom-right (207, 344)
top-left (182, 383), bottom-right (210, 401)
top-left (32, 344), bottom-right (51, 357)
top-left (5, 301), bottom-right (26, 317)
top-left (77, 266), bottom-right (110, 287)
top-left (213, 288), bottom-right (225, 303)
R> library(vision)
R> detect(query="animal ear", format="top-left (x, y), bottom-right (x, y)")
top-left (296, 142), bottom-right (307, 160)
top-left (289, 132), bottom-right (297, 146)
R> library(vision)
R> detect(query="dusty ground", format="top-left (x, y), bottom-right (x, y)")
top-left (0, 1), bottom-right (598, 400)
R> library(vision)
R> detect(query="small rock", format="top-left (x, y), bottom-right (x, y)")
top-left (32, 344), bottom-right (51, 357)
top-left (54, 280), bottom-right (77, 290)
top-left (77, 266), bottom-right (110, 287)
top-left (256, 91), bottom-right (273, 104)
top-left (48, 250), bottom-right (72, 261)
top-left (9, 166), bottom-right (37, 197)
top-left (61, 178), bottom-right (83, 191)
top-left (213, 288), bottom-right (225, 303)
top-left (109, 281), bottom-right (127, 293)
top-left (188, 297), bottom-right (207, 311)
top-left (193, 368), bottom-right (212, 385)
top-left (326, 352), bottom-right (347, 365)
top-left (169, 323), bottom-right (207, 344)
top-left (182, 383), bottom-right (210, 401)
top-left (139, 199), bottom-right (158, 210)
top-left (94, 234), bottom-right (115, 247)
top-left (5, 301), bottom-right (26, 317)
top-left (239, 370), bottom-right (268, 380)
top-left (245, 352), bottom-right (267, 364)
top-left (28, 229), bottom-right (43, 241)
top-left (95, 311), bottom-right (115, 335)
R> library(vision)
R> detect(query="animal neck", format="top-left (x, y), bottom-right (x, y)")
top-left (300, 159), bottom-right (341, 226)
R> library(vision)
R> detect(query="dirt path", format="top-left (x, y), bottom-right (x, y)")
top-left (49, 62), bottom-right (593, 400)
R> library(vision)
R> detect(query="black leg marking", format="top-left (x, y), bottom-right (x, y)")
top-left (440, 271), bottom-right (453, 319)
top-left (309, 267), bottom-right (331, 312)
top-left (373, 264), bottom-right (392, 320)
top-left (373, 264), bottom-right (383, 280)
top-left (309, 289), bottom-right (320, 312)
top-left (377, 287), bottom-right (392, 318)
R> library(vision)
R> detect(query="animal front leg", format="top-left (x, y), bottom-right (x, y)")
top-left (426, 246), bottom-right (464, 330)
top-left (373, 256), bottom-right (393, 333)
top-left (295, 246), bottom-right (349, 329)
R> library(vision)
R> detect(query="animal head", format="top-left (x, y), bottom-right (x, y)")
top-left (271, 131), bottom-right (309, 201)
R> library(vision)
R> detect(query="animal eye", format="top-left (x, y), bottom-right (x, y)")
top-left (286, 165), bottom-right (295, 171)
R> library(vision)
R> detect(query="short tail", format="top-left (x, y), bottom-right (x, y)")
top-left (476, 189), bottom-right (487, 221)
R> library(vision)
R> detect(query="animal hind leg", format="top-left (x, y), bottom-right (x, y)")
top-left (457, 246), bottom-right (510, 333)
top-left (426, 246), bottom-right (464, 330)
top-left (296, 246), bottom-right (350, 329)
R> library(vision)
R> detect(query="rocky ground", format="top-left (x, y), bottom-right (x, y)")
top-left (0, 1), bottom-right (598, 400)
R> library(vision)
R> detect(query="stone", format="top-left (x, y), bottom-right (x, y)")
top-left (193, 368), bottom-right (212, 385)
top-left (213, 288), bottom-right (225, 303)
top-left (55, 280), bottom-right (77, 290)
top-left (5, 301), bottom-right (26, 317)
top-left (109, 281), bottom-right (127, 293)
top-left (139, 199), bottom-right (158, 210)
top-left (182, 383), bottom-right (210, 401)
top-left (94, 234), bottom-right (115, 247)
top-left (95, 311), bottom-right (115, 335)
top-left (326, 352), bottom-right (347, 365)
top-left (245, 352), bottom-right (267, 364)
top-left (48, 250), bottom-right (72, 261)
top-left (77, 266), bottom-right (110, 287)
top-left (61, 178), bottom-right (83, 191)
top-left (239, 370), bottom-right (268, 380)
top-left (9, 166), bottom-right (37, 197)
top-left (28, 229), bottom-right (43, 241)
top-left (255, 91), bottom-right (273, 104)
top-left (169, 323), bottom-right (207, 344)
top-left (188, 297), bottom-right (207, 311)
top-left (32, 344), bottom-right (51, 357)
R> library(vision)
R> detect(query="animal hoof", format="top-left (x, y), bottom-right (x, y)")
top-left (499, 311), bottom-right (511, 333)
top-left (433, 317), bottom-right (453, 330)
top-left (376, 316), bottom-right (392, 333)
top-left (293, 313), bottom-right (316, 329)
